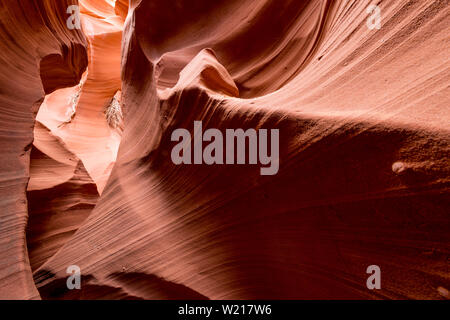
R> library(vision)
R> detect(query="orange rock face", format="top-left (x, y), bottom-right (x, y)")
top-left (0, 0), bottom-right (449, 299)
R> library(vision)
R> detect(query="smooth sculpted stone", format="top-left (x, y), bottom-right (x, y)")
top-left (0, 0), bottom-right (448, 300)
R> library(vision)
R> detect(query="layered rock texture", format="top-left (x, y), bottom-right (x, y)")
top-left (0, 0), bottom-right (449, 299)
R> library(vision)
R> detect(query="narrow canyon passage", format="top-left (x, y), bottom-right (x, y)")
top-left (0, 0), bottom-right (448, 300)
top-left (26, 0), bottom-right (124, 276)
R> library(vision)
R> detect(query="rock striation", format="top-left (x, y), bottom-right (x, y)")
top-left (0, 0), bottom-right (448, 299)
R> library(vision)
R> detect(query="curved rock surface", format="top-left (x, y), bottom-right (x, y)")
top-left (0, 0), bottom-right (88, 299)
top-left (0, 0), bottom-right (449, 299)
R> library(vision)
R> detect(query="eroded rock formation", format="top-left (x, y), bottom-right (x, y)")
top-left (0, 0), bottom-right (448, 299)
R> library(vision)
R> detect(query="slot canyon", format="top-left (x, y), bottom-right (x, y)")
top-left (0, 0), bottom-right (448, 300)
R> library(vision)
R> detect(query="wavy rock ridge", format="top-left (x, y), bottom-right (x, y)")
top-left (0, 0), bottom-right (449, 299)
